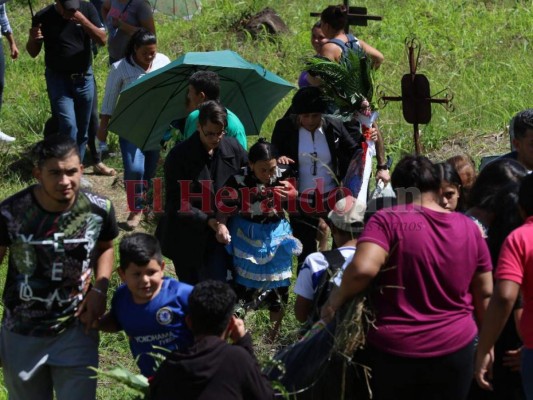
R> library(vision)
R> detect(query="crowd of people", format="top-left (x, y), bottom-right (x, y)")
top-left (0, 1), bottom-right (532, 399)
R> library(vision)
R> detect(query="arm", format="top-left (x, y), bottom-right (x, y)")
top-left (322, 242), bottom-right (386, 321)
top-left (470, 271), bottom-right (493, 328)
top-left (294, 295), bottom-right (313, 323)
top-left (474, 279), bottom-right (520, 391)
top-left (99, 65), bottom-right (124, 137)
top-left (76, 240), bottom-right (114, 332)
top-left (96, 311), bottom-right (121, 332)
top-left (358, 39), bottom-right (384, 69)
top-left (72, 10), bottom-right (106, 46)
top-left (97, 114), bottom-right (111, 142)
top-left (320, 42), bottom-right (342, 62)
top-left (26, 25), bottom-right (43, 58)
top-left (4, 33), bottom-right (18, 59)
top-left (113, 2), bottom-right (155, 36)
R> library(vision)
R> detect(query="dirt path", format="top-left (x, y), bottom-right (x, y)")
top-left (83, 168), bottom-right (153, 234)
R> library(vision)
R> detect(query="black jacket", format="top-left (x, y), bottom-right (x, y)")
top-left (156, 133), bottom-right (248, 273)
top-left (271, 115), bottom-right (359, 182)
top-left (150, 333), bottom-right (274, 400)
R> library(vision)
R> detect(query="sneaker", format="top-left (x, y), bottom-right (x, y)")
top-left (0, 131), bottom-right (15, 142)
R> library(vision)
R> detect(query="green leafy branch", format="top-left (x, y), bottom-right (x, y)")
top-left (305, 49), bottom-right (375, 115)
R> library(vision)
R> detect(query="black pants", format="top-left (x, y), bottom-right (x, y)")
top-left (369, 340), bottom-right (475, 400)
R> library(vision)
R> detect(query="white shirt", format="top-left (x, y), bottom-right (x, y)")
top-left (100, 53), bottom-right (171, 116)
top-left (294, 246), bottom-right (356, 300)
top-left (297, 126), bottom-right (337, 194)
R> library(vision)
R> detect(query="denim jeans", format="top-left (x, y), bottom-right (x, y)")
top-left (119, 137), bottom-right (159, 211)
top-left (45, 67), bottom-right (94, 161)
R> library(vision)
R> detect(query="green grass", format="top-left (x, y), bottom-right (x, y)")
top-left (1, 0), bottom-right (532, 398)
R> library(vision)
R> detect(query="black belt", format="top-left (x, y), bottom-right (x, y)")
top-left (68, 72), bottom-right (90, 80)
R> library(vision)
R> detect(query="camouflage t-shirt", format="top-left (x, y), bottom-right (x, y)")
top-left (0, 186), bottom-right (119, 336)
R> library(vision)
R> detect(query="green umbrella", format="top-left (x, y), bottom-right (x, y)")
top-left (108, 50), bottom-right (295, 151)
top-left (148, 0), bottom-right (201, 19)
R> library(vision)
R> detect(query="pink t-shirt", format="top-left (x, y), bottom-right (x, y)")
top-left (495, 217), bottom-right (533, 348)
top-left (360, 204), bottom-right (492, 357)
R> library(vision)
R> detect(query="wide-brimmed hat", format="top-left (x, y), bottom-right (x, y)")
top-left (328, 195), bottom-right (366, 233)
top-left (291, 86), bottom-right (328, 114)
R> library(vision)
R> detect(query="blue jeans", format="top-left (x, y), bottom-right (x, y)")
top-left (45, 67), bottom-right (94, 161)
top-left (0, 38), bottom-right (4, 114)
top-left (522, 347), bottom-right (533, 399)
top-left (119, 137), bottom-right (159, 211)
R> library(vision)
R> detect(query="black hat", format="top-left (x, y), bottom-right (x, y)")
top-left (291, 86), bottom-right (328, 114)
top-left (59, 0), bottom-right (80, 10)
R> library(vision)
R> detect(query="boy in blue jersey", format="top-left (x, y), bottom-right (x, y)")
top-left (98, 233), bottom-right (193, 377)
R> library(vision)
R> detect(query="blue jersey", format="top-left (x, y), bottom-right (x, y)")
top-left (111, 277), bottom-right (193, 376)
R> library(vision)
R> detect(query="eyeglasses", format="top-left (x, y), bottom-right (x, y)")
top-left (200, 127), bottom-right (226, 138)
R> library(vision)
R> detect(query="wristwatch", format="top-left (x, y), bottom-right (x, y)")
top-left (376, 164), bottom-right (389, 171)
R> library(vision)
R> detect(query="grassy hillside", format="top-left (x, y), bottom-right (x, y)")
top-left (0, 0), bottom-right (531, 398)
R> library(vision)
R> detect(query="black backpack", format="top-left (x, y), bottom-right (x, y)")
top-left (308, 249), bottom-right (347, 325)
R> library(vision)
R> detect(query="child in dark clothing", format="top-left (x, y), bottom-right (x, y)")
top-left (150, 280), bottom-right (274, 400)
top-left (98, 233), bottom-right (193, 377)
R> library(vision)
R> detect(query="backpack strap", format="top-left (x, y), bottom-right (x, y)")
top-left (327, 34), bottom-right (360, 57)
top-left (327, 38), bottom-right (349, 55)
top-left (309, 249), bottom-right (347, 323)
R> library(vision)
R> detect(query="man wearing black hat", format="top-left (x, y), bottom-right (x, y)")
top-left (272, 86), bottom-right (359, 270)
top-left (26, 0), bottom-right (106, 163)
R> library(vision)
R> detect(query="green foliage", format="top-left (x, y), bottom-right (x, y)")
top-left (88, 366), bottom-right (149, 399)
top-left (1, 0), bottom-right (532, 398)
top-left (306, 49), bottom-right (374, 113)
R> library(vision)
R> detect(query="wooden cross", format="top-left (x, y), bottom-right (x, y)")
top-left (310, 0), bottom-right (382, 33)
top-left (378, 38), bottom-right (454, 155)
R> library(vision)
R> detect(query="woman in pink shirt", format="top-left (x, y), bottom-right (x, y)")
top-left (323, 155), bottom-right (493, 400)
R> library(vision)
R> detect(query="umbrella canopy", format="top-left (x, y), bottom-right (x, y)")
top-left (108, 50), bottom-right (295, 151)
top-left (148, 0), bottom-right (201, 19)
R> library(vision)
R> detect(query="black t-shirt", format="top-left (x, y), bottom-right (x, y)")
top-left (34, 1), bottom-right (103, 73)
top-left (0, 186), bottom-right (119, 336)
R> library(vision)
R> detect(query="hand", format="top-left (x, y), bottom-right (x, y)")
top-left (320, 303), bottom-right (336, 324)
top-left (75, 289), bottom-right (107, 333)
top-left (273, 180), bottom-right (297, 202)
top-left (29, 24), bottom-right (44, 41)
top-left (376, 169), bottom-right (391, 184)
top-left (277, 156), bottom-right (295, 165)
top-left (10, 44), bottom-right (19, 60)
top-left (215, 223), bottom-right (231, 245)
top-left (369, 127), bottom-right (379, 141)
top-left (69, 10), bottom-right (84, 23)
top-left (228, 316), bottom-right (246, 342)
top-left (502, 347), bottom-right (522, 372)
top-left (474, 349), bottom-right (494, 391)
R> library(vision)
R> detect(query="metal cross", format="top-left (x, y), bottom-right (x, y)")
top-left (378, 38), bottom-right (454, 155)
top-left (310, 0), bottom-right (382, 33)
